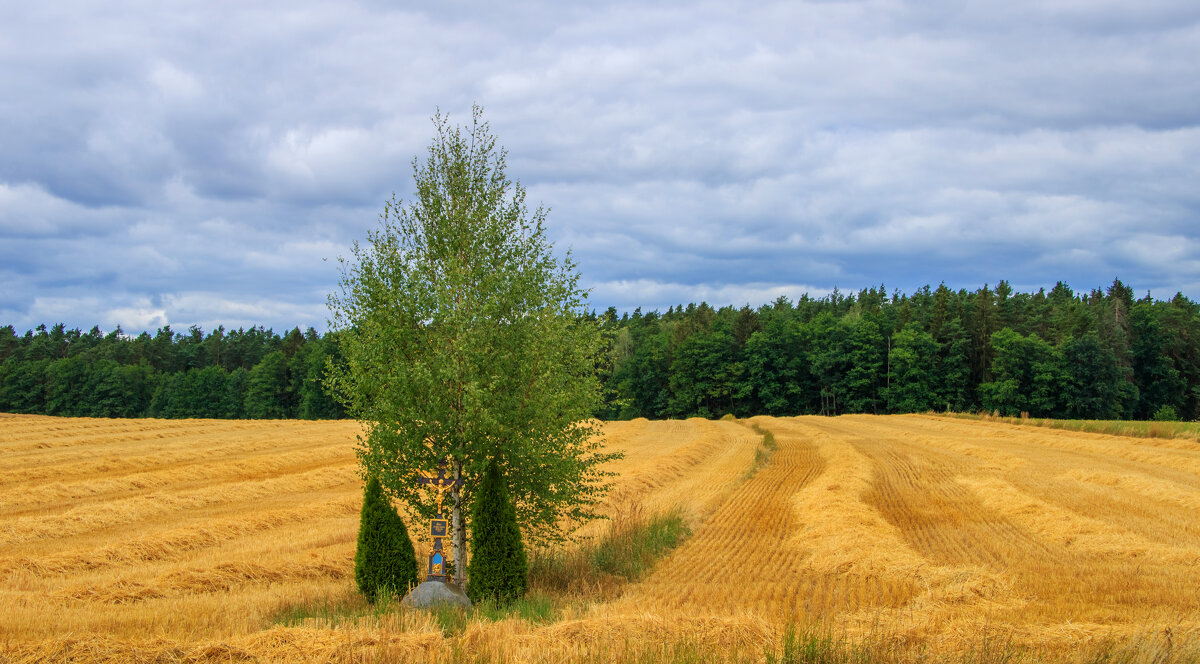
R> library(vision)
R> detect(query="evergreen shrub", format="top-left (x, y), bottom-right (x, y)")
top-left (467, 459), bottom-right (528, 606)
top-left (354, 475), bottom-right (419, 602)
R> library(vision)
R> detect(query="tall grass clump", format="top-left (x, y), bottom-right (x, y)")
top-left (273, 586), bottom-right (408, 628)
top-left (529, 504), bottom-right (691, 598)
top-left (745, 422), bottom-right (778, 479)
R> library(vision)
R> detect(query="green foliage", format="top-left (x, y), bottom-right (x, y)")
top-left (9, 278), bottom-right (1200, 426)
top-left (467, 460), bottom-right (528, 606)
top-left (584, 279), bottom-right (1200, 422)
top-left (933, 318), bottom-right (971, 411)
top-left (1061, 334), bottom-right (1126, 419)
top-left (326, 106), bottom-right (618, 551)
top-left (667, 330), bottom-right (740, 418)
top-left (292, 337), bottom-right (343, 419)
top-left (0, 323), bottom-right (342, 420)
top-left (841, 317), bottom-right (885, 413)
top-left (354, 476), bottom-right (419, 603)
top-left (745, 422), bottom-right (778, 479)
top-left (588, 508), bottom-right (690, 580)
top-left (1130, 304), bottom-right (1186, 419)
top-left (244, 350), bottom-right (288, 418)
top-left (886, 327), bottom-right (938, 412)
top-left (611, 318), bottom-right (672, 418)
top-left (743, 311), bottom-right (807, 416)
top-left (528, 507), bottom-right (690, 598)
top-left (274, 586), bottom-right (403, 628)
top-left (979, 328), bottom-right (1065, 417)
top-left (1153, 404), bottom-right (1179, 422)
top-left (470, 593), bottom-right (557, 625)
top-left (224, 367), bottom-right (249, 418)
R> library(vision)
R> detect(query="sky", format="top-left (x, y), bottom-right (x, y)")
top-left (3, 1), bottom-right (1199, 334)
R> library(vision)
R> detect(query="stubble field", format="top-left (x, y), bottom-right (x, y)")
top-left (1, 413), bottom-right (1198, 662)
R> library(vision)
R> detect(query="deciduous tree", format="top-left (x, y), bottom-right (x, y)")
top-left (326, 106), bottom-right (617, 580)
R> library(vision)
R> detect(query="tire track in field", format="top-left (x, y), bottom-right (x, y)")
top-left (614, 416), bottom-right (827, 616)
top-left (808, 415), bottom-right (1200, 621)
top-left (804, 416), bottom-right (1057, 571)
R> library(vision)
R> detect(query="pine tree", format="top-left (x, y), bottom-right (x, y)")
top-left (467, 459), bottom-right (528, 606)
top-left (354, 476), bottom-right (419, 602)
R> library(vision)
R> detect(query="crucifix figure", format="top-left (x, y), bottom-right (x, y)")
top-left (416, 459), bottom-right (463, 516)
top-left (415, 459), bottom-right (464, 582)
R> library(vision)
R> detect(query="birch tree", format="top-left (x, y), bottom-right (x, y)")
top-left (326, 106), bottom-right (617, 581)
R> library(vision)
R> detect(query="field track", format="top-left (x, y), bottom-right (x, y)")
top-left (2, 413), bottom-right (1199, 661)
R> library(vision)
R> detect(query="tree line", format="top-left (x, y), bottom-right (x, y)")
top-left (3, 278), bottom-right (1199, 422)
top-left (0, 324), bottom-right (342, 419)
top-left (592, 279), bottom-right (1199, 422)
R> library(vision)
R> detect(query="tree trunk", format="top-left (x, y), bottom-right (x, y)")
top-left (451, 457), bottom-right (466, 587)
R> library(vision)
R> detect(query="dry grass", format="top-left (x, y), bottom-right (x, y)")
top-left (1, 412), bottom-right (1199, 662)
top-left (943, 411), bottom-right (1200, 442)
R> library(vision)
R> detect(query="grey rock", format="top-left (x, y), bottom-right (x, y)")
top-left (401, 580), bottom-right (473, 610)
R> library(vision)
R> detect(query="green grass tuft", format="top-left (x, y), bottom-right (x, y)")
top-left (529, 506), bottom-right (691, 598)
top-left (472, 592), bottom-right (558, 624)
top-left (744, 422), bottom-right (778, 479)
top-left (272, 586), bottom-right (403, 628)
top-left (589, 509), bottom-right (690, 580)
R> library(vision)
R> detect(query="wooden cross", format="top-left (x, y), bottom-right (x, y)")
top-left (415, 459), bottom-right (463, 516)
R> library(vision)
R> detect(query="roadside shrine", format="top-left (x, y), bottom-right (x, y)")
top-left (415, 460), bottom-right (464, 583)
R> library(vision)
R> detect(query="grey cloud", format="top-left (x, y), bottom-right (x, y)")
top-left (1, 0), bottom-right (1198, 332)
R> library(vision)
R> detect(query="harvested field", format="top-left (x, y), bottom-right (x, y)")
top-left (1, 413), bottom-right (1199, 662)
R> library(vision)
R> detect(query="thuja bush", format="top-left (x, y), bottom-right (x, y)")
top-left (467, 459), bottom-right (528, 606)
top-left (354, 475), bottom-right (419, 602)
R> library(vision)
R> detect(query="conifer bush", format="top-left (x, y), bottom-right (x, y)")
top-left (467, 459), bottom-right (528, 606)
top-left (354, 475), bottom-right (419, 602)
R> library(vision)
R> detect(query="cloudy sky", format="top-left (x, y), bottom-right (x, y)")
top-left (3, 1), bottom-right (1199, 334)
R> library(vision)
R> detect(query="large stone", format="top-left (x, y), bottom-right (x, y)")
top-left (401, 580), bottom-right (473, 610)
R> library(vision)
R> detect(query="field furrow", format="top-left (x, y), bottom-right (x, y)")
top-left (608, 416), bottom-right (830, 616)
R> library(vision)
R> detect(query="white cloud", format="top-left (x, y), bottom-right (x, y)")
top-left (103, 301), bottom-right (169, 332)
top-left (148, 61), bottom-right (202, 100)
top-left (590, 279), bottom-right (832, 313)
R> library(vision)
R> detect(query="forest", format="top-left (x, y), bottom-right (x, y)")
top-left (2, 279), bottom-right (1198, 422)
top-left (0, 324), bottom-right (342, 419)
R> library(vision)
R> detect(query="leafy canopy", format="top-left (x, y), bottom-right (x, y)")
top-left (326, 105), bottom-right (618, 545)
